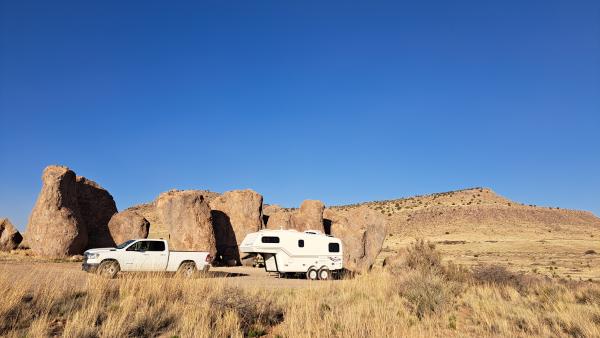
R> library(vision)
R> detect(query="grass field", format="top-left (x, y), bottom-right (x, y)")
top-left (1, 242), bottom-right (599, 337)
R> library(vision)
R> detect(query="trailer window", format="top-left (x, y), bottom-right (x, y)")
top-left (147, 241), bottom-right (165, 251)
top-left (298, 240), bottom-right (304, 247)
top-left (261, 236), bottom-right (280, 243)
top-left (328, 243), bottom-right (340, 252)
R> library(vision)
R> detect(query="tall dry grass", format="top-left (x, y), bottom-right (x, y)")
top-left (1, 243), bottom-right (599, 337)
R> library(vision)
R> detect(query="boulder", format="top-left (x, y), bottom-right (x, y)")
top-left (262, 204), bottom-right (282, 226)
top-left (26, 166), bottom-right (88, 257)
top-left (156, 190), bottom-right (217, 257)
top-left (108, 210), bottom-right (150, 245)
top-left (290, 200), bottom-right (325, 231)
top-left (265, 210), bottom-right (292, 230)
top-left (0, 218), bottom-right (23, 251)
top-left (209, 189), bottom-right (263, 265)
top-left (324, 206), bottom-right (387, 274)
top-left (76, 176), bottom-right (118, 248)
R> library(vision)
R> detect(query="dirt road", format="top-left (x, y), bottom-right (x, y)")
top-left (0, 259), bottom-right (333, 289)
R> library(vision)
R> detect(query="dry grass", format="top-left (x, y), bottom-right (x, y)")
top-left (1, 244), bottom-right (600, 337)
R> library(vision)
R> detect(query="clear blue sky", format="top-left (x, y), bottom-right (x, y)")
top-left (1, 1), bottom-right (599, 231)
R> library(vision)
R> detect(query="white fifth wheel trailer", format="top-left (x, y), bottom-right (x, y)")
top-left (239, 229), bottom-right (343, 280)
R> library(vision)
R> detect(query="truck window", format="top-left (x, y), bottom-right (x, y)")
top-left (298, 239), bottom-right (304, 247)
top-left (328, 243), bottom-right (340, 252)
top-left (261, 236), bottom-right (280, 243)
top-left (147, 241), bottom-right (165, 251)
top-left (127, 241), bottom-right (150, 251)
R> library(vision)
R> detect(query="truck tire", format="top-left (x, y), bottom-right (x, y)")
top-left (318, 267), bottom-right (331, 280)
top-left (177, 262), bottom-right (196, 278)
top-left (306, 267), bottom-right (318, 280)
top-left (98, 260), bottom-right (120, 279)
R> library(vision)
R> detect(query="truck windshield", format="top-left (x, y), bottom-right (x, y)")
top-left (116, 240), bottom-right (135, 249)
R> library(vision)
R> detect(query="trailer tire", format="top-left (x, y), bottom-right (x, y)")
top-left (306, 267), bottom-right (318, 280)
top-left (98, 260), bottom-right (120, 279)
top-left (177, 261), bottom-right (196, 278)
top-left (318, 267), bottom-right (331, 280)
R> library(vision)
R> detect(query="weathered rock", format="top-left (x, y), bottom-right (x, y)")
top-left (324, 206), bottom-right (387, 274)
top-left (76, 176), bottom-right (117, 248)
top-left (262, 204), bottom-right (282, 226)
top-left (26, 166), bottom-right (88, 257)
top-left (265, 210), bottom-right (292, 230)
top-left (209, 190), bottom-right (263, 265)
top-left (290, 200), bottom-right (325, 231)
top-left (0, 218), bottom-right (23, 251)
top-left (156, 190), bottom-right (217, 257)
top-left (108, 210), bottom-right (150, 245)
top-left (128, 190), bottom-right (220, 239)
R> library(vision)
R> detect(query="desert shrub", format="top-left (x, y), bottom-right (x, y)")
top-left (209, 287), bottom-right (284, 335)
top-left (574, 284), bottom-right (600, 305)
top-left (472, 265), bottom-right (538, 294)
top-left (402, 239), bottom-right (443, 273)
top-left (584, 250), bottom-right (597, 255)
top-left (396, 270), bottom-right (455, 319)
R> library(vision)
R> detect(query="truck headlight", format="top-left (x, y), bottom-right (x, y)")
top-left (86, 253), bottom-right (99, 259)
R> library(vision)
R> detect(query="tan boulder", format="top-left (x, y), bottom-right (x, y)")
top-left (26, 166), bottom-right (88, 257)
top-left (290, 200), bottom-right (325, 231)
top-left (209, 189), bottom-right (263, 265)
top-left (108, 210), bottom-right (150, 245)
top-left (0, 218), bottom-right (23, 251)
top-left (324, 206), bottom-right (387, 274)
top-left (265, 210), bottom-right (292, 230)
top-left (76, 176), bottom-right (118, 248)
top-left (156, 190), bottom-right (217, 256)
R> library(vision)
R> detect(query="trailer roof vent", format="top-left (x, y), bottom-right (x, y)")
top-left (304, 230), bottom-right (323, 235)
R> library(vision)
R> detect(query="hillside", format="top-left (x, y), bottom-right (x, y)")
top-left (333, 187), bottom-right (600, 238)
top-left (334, 188), bottom-right (600, 280)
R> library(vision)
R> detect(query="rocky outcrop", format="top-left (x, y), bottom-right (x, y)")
top-left (76, 176), bottom-right (118, 248)
top-left (0, 218), bottom-right (22, 251)
top-left (26, 166), bottom-right (88, 257)
top-left (108, 210), bottom-right (150, 245)
top-left (265, 210), bottom-right (291, 230)
top-left (290, 200), bottom-right (325, 231)
top-left (156, 190), bottom-right (217, 257)
top-left (129, 190), bottom-right (220, 239)
top-left (209, 190), bottom-right (263, 265)
top-left (25, 165), bottom-right (118, 257)
top-left (324, 206), bottom-right (387, 274)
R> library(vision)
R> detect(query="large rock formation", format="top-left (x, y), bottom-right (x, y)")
top-left (209, 190), bottom-right (263, 265)
top-left (0, 218), bottom-right (23, 251)
top-left (26, 165), bottom-right (118, 257)
top-left (290, 200), bottom-right (325, 231)
top-left (26, 166), bottom-right (88, 257)
top-left (108, 210), bottom-right (150, 245)
top-left (128, 190), bottom-right (220, 239)
top-left (324, 206), bottom-right (387, 274)
top-left (156, 190), bottom-right (217, 257)
top-left (76, 176), bottom-right (118, 248)
top-left (265, 209), bottom-right (291, 229)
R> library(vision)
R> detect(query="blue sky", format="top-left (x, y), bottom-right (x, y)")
top-left (1, 1), bottom-right (599, 231)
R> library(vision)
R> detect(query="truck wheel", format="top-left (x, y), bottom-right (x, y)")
top-left (98, 260), bottom-right (120, 279)
top-left (306, 267), bottom-right (318, 280)
top-left (318, 267), bottom-right (331, 280)
top-left (177, 262), bottom-right (196, 278)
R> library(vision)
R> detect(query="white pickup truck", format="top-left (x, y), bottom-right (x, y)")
top-left (82, 239), bottom-right (212, 278)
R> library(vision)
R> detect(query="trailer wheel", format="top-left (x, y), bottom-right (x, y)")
top-left (306, 267), bottom-right (318, 280)
top-left (177, 262), bottom-right (196, 278)
top-left (318, 267), bottom-right (331, 280)
top-left (98, 260), bottom-right (120, 279)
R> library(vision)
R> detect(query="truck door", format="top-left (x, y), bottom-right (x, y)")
top-left (125, 241), bottom-right (149, 270)
top-left (145, 241), bottom-right (168, 270)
